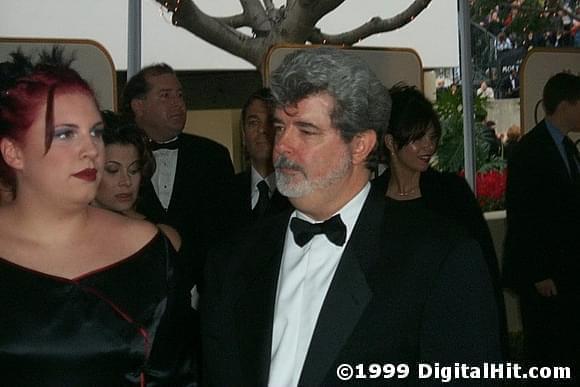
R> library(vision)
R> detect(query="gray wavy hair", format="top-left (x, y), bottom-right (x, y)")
top-left (270, 47), bottom-right (391, 169)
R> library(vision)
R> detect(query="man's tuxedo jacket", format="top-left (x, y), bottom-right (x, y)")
top-left (503, 120), bottom-right (580, 294)
top-left (137, 133), bottom-right (234, 283)
top-left (229, 170), bottom-right (290, 232)
top-left (201, 185), bottom-right (501, 386)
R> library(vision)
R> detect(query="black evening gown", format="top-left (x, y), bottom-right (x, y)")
top-left (0, 232), bottom-right (196, 386)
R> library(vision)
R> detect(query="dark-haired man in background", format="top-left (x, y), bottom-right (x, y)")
top-left (122, 63), bottom-right (234, 285)
top-left (504, 72), bottom-right (580, 374)
top-left (230, 88), bottom-right (289, 231)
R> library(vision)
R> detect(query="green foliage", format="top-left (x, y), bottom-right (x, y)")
top-left (434, 87), bottom-right (506, 173)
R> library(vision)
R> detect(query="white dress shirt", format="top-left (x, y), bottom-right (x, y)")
top-left (268, 182), bottom-right (371, 387)
top-left (151, 137), bottom-right (179, 210)
top-left (250, 166), bottom-right (276, 210)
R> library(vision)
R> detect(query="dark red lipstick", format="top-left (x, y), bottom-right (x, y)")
top-left (73, 168), bottom-right (98, 182)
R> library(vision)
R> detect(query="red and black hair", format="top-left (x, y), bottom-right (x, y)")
top-left (0, 64), bottom-right (97, 190)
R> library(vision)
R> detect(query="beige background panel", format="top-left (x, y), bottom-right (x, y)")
top-left (264, 45), bottom-right (424, 91)
top-left (184, 109), bottom-right (244, 172)
top-left (520, 48), bottom-right (580, 138)
top-left (487, 99), bottom-right (521, 135)
top-left (0, 37), bottom-right (116, 111)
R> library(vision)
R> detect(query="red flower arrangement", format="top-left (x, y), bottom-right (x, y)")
top-left (475, 169), bottom-right (507, 212)
top-left (459, 169), bottom-right (508, 212)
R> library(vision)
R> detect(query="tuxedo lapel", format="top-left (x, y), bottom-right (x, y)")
top-left (167, 137), bottom-right (192, 213)
top-left (235, 212), bottom-right (291, 384)
top-left (137, 181), bottom-right (166, 223)
top-left (299, 187), bottom-right (385, 386)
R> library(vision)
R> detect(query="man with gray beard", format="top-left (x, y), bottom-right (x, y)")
top-left (201, 47), bottom-right (501, 386)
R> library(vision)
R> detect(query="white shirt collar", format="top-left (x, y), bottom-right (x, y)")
top-left (156, 135), bottom-right (179, 144)
top-left (250, 165), bottom-right (276, 193)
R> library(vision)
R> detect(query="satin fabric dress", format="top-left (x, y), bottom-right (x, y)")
top-left (0, 232), bottom-right (196, 386)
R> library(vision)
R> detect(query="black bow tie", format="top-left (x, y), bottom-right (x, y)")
top-left (150, 138), bottom-right (179, 151)
top-left (290, 214), bottom-right (347, 247)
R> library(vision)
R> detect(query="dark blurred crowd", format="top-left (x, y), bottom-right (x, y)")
top-left (477, 0), bottom-right (580, 49)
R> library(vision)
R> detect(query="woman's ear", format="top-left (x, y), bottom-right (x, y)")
top-left (384, 134), bottom-right (396, 154)
top-left (0, 138), bottom-right (24, 170)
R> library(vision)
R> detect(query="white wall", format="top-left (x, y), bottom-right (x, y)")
top-left (0, 0), bottom-right (459, 70)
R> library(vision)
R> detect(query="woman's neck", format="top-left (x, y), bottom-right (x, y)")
top-left (4, 197), bottom-right (92, 245)
top-left (386, 167), bottom-right (422, 200)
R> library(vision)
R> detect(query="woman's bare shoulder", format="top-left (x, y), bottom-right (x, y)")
top-left (157, 223), bottom-right (182, 251)
top-left (90, 208), bottom-right (159, 250)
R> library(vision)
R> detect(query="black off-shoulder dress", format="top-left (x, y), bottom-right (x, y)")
top-left (0, 232), bottom-right (197, 386)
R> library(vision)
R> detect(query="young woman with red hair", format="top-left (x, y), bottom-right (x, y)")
top-left (0, 58), bottom-right (196, 385)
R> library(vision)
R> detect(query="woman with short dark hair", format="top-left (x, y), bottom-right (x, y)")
top-left (377, 83), bottom-right (508, 357)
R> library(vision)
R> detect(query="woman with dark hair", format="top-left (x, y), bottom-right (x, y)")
top-left (377, 83), bottom-right (508, 356)
top-left (0, 56), bottom-right (195, 385)
top-left (381, 84), bottom-right (442, 200)
top-left (94, 111), bottom-right (180, 249)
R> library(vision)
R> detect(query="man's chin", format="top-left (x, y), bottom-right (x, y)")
top-left (167, 126), bottom-right (185, 137)
top-left (276, 178), bottom-right (313, 198)
top-left (167, 119), bottom-right (186, 132)
top-left (278, 187), bottom-right (308, 198)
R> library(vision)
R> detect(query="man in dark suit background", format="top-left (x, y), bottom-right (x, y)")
top-left (122, 63), bottom-right (235, 284)
top-left (504, 72), bottom-right (580, 373)
top-left (201, 48), bottom-right (501, 386)
top-left (231, 88), bottom-right (289, 231)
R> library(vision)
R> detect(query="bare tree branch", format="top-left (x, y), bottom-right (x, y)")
top-left (263, 0), bottom-right (275, 12)
top-left (309, 0), bottom-right (433, 45)
top-left (240, 0), bottom-right (265, 14)
top-left (156, 0), bottom-right (263, 66)
top-left (286, 0), bottom-right (298, 9)
top-left (216, 13), bottom-right (249, 29)
top-left (240, 0), bottom-right (272, 31)
top-left (299, 0), bottom-right (347, 21)
top-left (309, 0), bottom-right (347, 15)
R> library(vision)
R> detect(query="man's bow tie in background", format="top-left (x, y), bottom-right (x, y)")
top-left (150, 137), bottom-right (179, 151)
top-left (290, 214), bottom-right (347, 247)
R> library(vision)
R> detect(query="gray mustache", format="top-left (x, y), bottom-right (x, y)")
top-left (274, 156), bottom-right (305, 173)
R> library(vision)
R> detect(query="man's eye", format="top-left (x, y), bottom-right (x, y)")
top-left (246, 120), bottom-right (261, 129)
